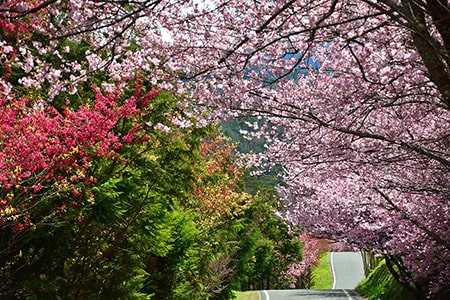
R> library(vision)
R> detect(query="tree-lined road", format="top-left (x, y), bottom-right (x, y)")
top-left (259, 252), bottom-right (365, 299)
top-left (259, 289), bottom-right (363, 300)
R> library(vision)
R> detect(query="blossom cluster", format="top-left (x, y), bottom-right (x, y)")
top-left (1, 0), bottom-right (449, 295)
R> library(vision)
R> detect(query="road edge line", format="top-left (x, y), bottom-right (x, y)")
top-left (330, 252), bottom-right (337, 289)
top-left (261, 290), bottom-right (269, 300)
top-left (343, 289), bottom-right (355, 300)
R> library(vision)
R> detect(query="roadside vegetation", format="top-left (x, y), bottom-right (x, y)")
top-left (311, 252), bottom-right (333, 289)
top-left (234, 291), bottom-right (259, 300)
top-left (356, 260), bottom-right (412, 300)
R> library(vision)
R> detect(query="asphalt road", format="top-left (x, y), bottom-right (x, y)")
top-left (259, 289), bottom-right (364, 300)
top-left (259, 251), bottom-right (366, 300)
top-left (330, 252), bottom-right (365, 289)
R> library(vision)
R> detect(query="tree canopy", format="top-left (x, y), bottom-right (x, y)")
top-left (1, 0), bottom-right (449, 298)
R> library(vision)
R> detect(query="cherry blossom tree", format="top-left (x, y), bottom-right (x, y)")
top-left (283, 233), bottom-right (332, 288)
top-left (1, 0), bottom-right (449, 298)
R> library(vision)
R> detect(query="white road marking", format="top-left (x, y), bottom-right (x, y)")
top-left (343, 289), bottom-right (355, 300)
top-left (261, 290), bottom-right (270, 300)
top-left (330, 252), bottom-right (337, 289)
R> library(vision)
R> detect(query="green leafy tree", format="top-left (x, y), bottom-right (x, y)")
top-left (225, 192), bottom-right (303, 292)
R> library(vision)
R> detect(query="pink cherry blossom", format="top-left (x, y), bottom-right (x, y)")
top-left (1, 0), bottom-right (449, 296)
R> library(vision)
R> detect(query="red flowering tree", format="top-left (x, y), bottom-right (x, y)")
top-left (0, 80), bottom-right (165, 297)
top-left (0, 88), bottom-right (149, 230)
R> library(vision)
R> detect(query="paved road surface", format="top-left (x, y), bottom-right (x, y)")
top-left (330, 252), bottom-right (365, 289)
top-left (259, 289), bottom-right (364, 300)
top-left (258, 251), bottom-right (366, 299)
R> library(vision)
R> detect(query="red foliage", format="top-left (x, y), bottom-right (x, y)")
top-left (0, 86), bottom-right (159, 231)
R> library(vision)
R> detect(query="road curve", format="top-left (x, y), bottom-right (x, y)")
top-left (330, 252), bottom-right (365, 289)
top-left (259, 289), bottom-right (364, 300)
top-left (258, 251), bottom-right (366, 299)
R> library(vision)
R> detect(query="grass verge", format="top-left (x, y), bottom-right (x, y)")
top-left (311, 252), bottom-right (333, 289)
top-left (233, 291), bottom-right (259, 300)
top-left (356, 259), bottom-right (411, 300)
